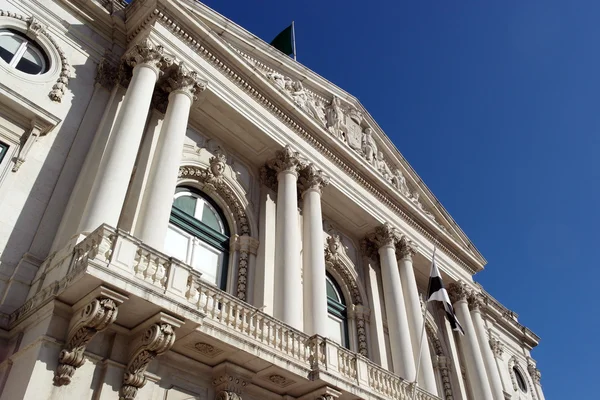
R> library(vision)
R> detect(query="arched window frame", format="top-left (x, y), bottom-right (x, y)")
top-left (168, 186), bottom-right (230, 290)
top-left (326, 272), bottom-right (349, 349)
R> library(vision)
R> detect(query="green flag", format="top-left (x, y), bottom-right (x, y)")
top-left (270, 23), bottom-right (295, 58)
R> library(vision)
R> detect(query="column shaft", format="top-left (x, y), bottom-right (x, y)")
top-left (302, 188), bottom-right (328, 336)
top-left (471, 308), bottom-right (505, 400)
top-left (136, 91), bottom-right (191, 249)
top-left (79, 63), bottom-right (159, 233)
top-left (454, 299), bottom-right (494, 400)
top-left (398, 255), bottom-right (438, 395)
top-left (378, 244), bottom-right (415, 379)
top-left (273, 170), bottom-right (302, 329)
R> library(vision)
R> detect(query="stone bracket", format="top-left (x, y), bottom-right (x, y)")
top-left (54, 286), bottom-right (128, 386)
top-left (119, 312), bottom-right (183, 400)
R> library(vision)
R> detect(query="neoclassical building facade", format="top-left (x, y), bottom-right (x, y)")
top-left (0, 1), bottom-right (544, 400)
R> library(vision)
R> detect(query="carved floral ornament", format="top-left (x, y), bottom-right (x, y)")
top-left (0, 10), bottom-right (71, 102)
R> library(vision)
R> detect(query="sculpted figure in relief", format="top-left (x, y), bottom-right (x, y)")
top-left (376, 151), bottom-right (392, 181)
top-left (391, 169), bottom-right (411, 196)
top-left (362, 128), bottom-right (378, 165)
top-left (325, 96), bottom-right (343, 138)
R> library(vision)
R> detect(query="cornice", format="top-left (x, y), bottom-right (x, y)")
top-left (127, 4), bottom-right (481, 276)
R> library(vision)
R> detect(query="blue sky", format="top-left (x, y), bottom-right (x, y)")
top-left (200, 1), bottom-right (596, 398)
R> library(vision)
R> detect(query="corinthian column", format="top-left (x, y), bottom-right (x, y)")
top-left (299, 164), bottom-right (329, 336)
top-left (79, 39), bottom-right (169, 234)
top-left (269, 146), bottom-right (304, 329)
top-left (448, 282), bottom-right (494, 400)
top-left (469, 294), bottom-right (505, 400)
top-left (367, 223), bottom-right (415, 380)
top-left (397, 237), bottom-right (437, 395)
top-left (136, 63), bottom-right (207, 250)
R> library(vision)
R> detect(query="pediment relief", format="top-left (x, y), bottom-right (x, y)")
top-left (229, 44), bottom-right (449, 232)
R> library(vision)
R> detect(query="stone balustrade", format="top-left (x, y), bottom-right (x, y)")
top-left (18, 225), bottom-right (439, 400)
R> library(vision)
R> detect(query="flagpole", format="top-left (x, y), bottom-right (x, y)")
top-left (412, 247), bottom-right (436, 399)
top-left (291, 20), bottom-right (297, 61)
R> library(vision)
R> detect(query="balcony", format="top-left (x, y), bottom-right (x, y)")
top-left (17, 225), bottom-right (439, 400)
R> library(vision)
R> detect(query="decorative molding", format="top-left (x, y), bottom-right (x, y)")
top-left (11, 121), bottom-right (45, 172)
top-left (426, 321), bottom-right (454, 400)
top-left (120, 320), bottom-right (179, 400)
top-left (489, 335), bottom-right (504, 358)
top-left (193, 342), bottom-right (224, 358)
top-left (324, 235), bottom-right (362, 305)
top-left (145, 7), bottom-right (480, 276)
top-left (527, 357), bottom-right (541, 385)
top-left (0, 10), bottom-right (72, 102)
top-left (216, 392), bottom-right (242, 400)
top-left (54, 290), bottom-right (126, 386)
top-left (212, 364), bottom-right (251, 399)
top-left (178, 165), bottom-right (250, 236)
top-left (507, 356), bottom-right (537, 399)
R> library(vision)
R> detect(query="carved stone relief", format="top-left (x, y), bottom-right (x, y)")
top-left (231, 47), bottom-right (450, 230)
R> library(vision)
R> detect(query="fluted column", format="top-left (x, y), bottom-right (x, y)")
top-left (469, 294), bottom-right (505, 400)
top-left (136, 64), bottom-right (207, 250)
top-left (79, 39), bottom-right (168, 233)
top-left (367, 224), bottom-right (415, 379)
top-left (397, 237), bottom-right (437, 395)
top-left (270, 146), bottom-right (304, 329)
top-left (448, 282), bottom-right (494, 400)
top-left (299, 164), bottom-right (330, 336)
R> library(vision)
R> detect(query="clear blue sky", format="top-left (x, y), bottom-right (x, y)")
top-left (200, 1), bottom-right (594, 398)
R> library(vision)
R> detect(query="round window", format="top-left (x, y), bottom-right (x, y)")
top-left (0, 29), bottom-right (49, 75)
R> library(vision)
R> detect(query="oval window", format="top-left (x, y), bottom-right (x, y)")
top-left (0, 29), bottom-right (49, 75)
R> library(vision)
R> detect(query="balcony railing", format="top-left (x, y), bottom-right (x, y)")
top-left (24, 225), bottom-right (439, 400)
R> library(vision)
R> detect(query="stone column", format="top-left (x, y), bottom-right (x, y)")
top-left (79, 39), bottom-right (168, 234)
top-left (269, 146), bottom-right (304, 330)
top-left (367, 223), bottom-right (415, 380)
top-left (448, 282), bottom-right (494, 400)
top-left (469, 294), bottom-right (505, 400)
top-left (299, 164), bottom-right (329, 336)
top-left (397, 237), bottom-right (438, 395)
top-left (136, 64), bottom-right (206, 250)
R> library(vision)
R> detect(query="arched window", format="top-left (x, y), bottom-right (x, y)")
top-left (326, 273), bottom-right (349, 348)
top-left (0, 29), bottom-right (49, 75)
top-left (513, 367), bottom-right (528, 393)
top-left (164, 187), bottom-right (230, 290)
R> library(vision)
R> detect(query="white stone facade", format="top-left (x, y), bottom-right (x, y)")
top-left (0, 1), bottom-right (544, 400)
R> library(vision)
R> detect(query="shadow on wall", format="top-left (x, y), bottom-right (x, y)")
top-left (0, 26), bottom-right (104, 314)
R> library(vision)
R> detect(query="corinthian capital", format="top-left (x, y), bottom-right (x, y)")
top-left (163, 62), bottom-right (207, 102)
top-left (267, 145), bottom-right (306, 176)
top-left (367, 223), bottom-right (401, 249)
top-left (447, 281), bottom-right (470, 303)
top-left (467, 292), bottom-right (485, 311)
top-left (124, 38), bottom-right (169, 71)
top-left (397, 235), bottom-right (418, 260)
top-left (299, 163), bottom-right (330, 195)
